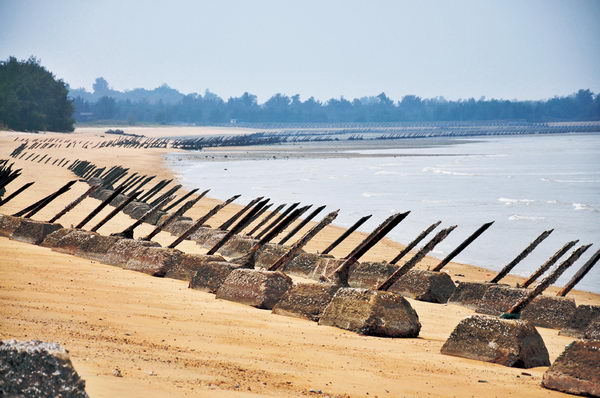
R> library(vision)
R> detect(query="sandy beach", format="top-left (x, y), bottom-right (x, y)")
top-left (1, 128), bottom-right (598, 398)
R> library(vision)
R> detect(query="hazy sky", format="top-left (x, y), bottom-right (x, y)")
top-left (1, 0), bottom-right (599, 102)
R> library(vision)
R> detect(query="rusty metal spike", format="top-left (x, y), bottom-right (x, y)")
top-left (48, 184), bottom-right (100, 223)
top-left (378, 225), bottom-right (457, 291)
top-left (207, 199), bottom-right (270, 255)
top-left (168, 194), bottom-right (241, 249)
top-left (507, 244), bottom-right (592, 314)
top-left (13, 180), bottom-right (77, 218)
top-left (521, 240), bottom-right (579, 288)
top-left (0, 182), bottom-right (35, 207)
top-left (218, 196), bottom-right (264, 230)
top-left (162, 188), bottom-right (201, 212)
top-left (269, 210), bottom-right (339, 271)
top-left (432, 221), bottom-right (494, 271)
top-left (90, 190), bottom-right (144, 232)
top-left (254, 202), bottom-right (300, 240)
top-left (114, 194), bottom-right (175, 239)
top-left (321, 214), bottom-right (372, 255)
top-left (390, 221), bottom-right (441, 265)
top-left (75, 185), bottom-right (127, 229)
top-left (330, 212), bottom-right (411, 286)
top-left (489, 229), bottom-right (554, 283)
top-left (246, 203), bottom-right (286, 237)
top-left (557, 248), bottom-right (600, 297)
top-left (141, 191), bottom-right (206, 241)
top-left (278, 204), bottom-right (326, 245)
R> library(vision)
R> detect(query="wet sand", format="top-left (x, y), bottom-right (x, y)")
top-left (1, 128), bottom-right (598, 397)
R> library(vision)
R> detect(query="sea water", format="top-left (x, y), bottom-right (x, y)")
top-left (167, 133), bottom-right (600, 293)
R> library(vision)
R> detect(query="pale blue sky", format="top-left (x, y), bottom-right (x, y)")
top-left (1, 0), bottom-right (599, 101)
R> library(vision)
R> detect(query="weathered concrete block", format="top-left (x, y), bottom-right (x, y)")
top-left (47, 229), bottom-right (100, 254)
top-left (164, 253), bottom-right (225, 281)
top-left (156, 213), bottom-right (170, 226)
top-left (347, 261), bottom-right (397, 289)
top-left (476, 285), bottom-right (529, 316)
top-left (163, 219), bottom-right (194, 235)
top-left (272, 283), bottom-right (339, 321)
top-left (122, 200), bottom-right (144, 216)
top-left (0, 214), bottom-right (22, 237)
top-left (156, 213), bottom-right (188, 228)
top-left (10, 218), bottom-right (63, 245)
top-left (109, 193), bottom-right (128, 207)
top-left (219, 235), bottom-right (257, 257)
top-left (319, 288), bottom-right (421, 338)
top-left (308, 256), bottom-right (345, 280)
top-left (0, 339), bottom-right (88, 398)
top-left (102, 238), bottom-right (161, 266)
top-left (48, 229), bottom-right (121, 261)
top-left (146, 210), bottom-right (166, 225)
top-left (124, 246), bottom-right (183, 276)
top-left (560, 305), bottom-right (600, 338)
top-left (127, 203), bottom-right (151, 220)
top-left (93, 188), bottom-right (113, 201)
top-left (282, 252), bottom-right (321, 277)
top-left (41, 228), bottom-right (77, 248)
top-left (521, 295), bottom-right (577, 330)
top-left (583, 318), bottom-right (600, 340)
top-left (542, 340), bottom-right (600, 397)
top-left (441, 315), bottom-right (550, 368)
top-left (72, 234), bottom-right (122, 262)
top-left (189, 261), bottom-right (244, 293)
top-left (46, 229), bottom-right (85, 253)
top-left (190, 227), bottom-right (226, 247)
top-left (216, 269), bottom-right (293, 309)
top-left (255, 244), bottom-right (290, 269)
top-left (87, 177), bottom-right (104, 188)
top-left (448, 281), bottom-right (494, 309)
top-left (388, 270), bottom-right (456, 303)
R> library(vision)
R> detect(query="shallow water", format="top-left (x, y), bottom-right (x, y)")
top-left (167, 133), bottom-right (600, 293)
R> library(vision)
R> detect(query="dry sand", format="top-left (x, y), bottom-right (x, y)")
top-left (1, 128), bottom-right (598, 397)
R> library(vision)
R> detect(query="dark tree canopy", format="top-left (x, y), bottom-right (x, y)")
top-left (0, 56), bottom-right (74, 132)
top-left (71, 78), bottom-right (600, 125)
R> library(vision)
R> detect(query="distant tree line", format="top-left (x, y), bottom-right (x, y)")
top-left (72, 78), bottom-right (600, 125)
top-left (0, 56), bottom-right (74, 132)
top-left (2, 54), bottom-right (599, 134)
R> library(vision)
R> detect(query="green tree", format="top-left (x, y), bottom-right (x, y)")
top-left (94, 96), bottom-right (117, 119)
top-left (0, 56), bottom-right (74, 132)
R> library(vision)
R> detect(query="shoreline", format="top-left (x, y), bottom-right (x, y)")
top-left (1, 128), bottom-right (599, 397)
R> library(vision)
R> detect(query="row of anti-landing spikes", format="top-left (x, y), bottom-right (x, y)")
top-left (0, 169), bottom-right (574, 278)
top-left (12, 136), bottom-right (170, 150)
top-left (4, 172), bottom-right (598, 298)
top-left (5, 154), bottom-right (598, 296)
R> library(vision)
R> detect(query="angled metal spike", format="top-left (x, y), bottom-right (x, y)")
top-left (378, 225), bottom-right (457, 291)
top-left (278, 204), bottom-right (326, 245)
top-left (269, 210), bottom-right (339, 271)
top-left (330, 212), bottom-right (411, 286)
top-left (521, 240), bottom-right (579, 288)
top-left (390, 221), bottom-right (441, 265)
top-left (90, 190), bottom-right (143, 232)
top-left (48, 184), bottom-right (100, 223)
top-left (168, 194), bottom-right (241, 249)
top-left (321, 214), bottom-right (372, 255)
top-left (489, 229), bottom-right (554, 283)
top-left (557, 248), bottom-right (600, 296)
top-left (507, 244), bottom-right (592, 314)
top-left (431, 221), bottom-right (494, 271)
top-left (246, 203), bottom-right (286, 237)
